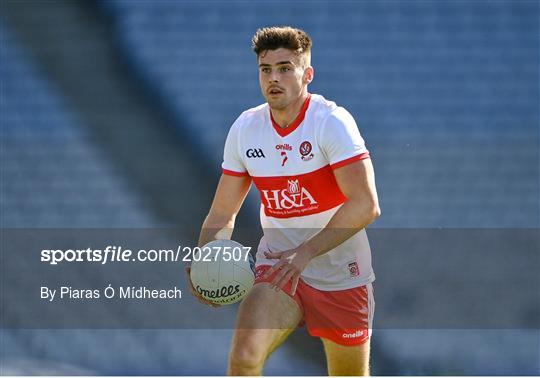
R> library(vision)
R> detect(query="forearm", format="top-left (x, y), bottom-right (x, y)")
top-left (197, 174), bottom-right (251, 247)
top-left (302, 198), bottom-right (380, 258)
top-left (198, 213), bottom-right (235, 247)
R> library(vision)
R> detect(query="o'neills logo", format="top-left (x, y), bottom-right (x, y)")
top-left (262, 179), bottom-right (317, 210)
top-left (275, 143), bottom-right (293, 151)
top-left (342, 330), bottom-right (365, 339)
top-left (196, 284), bottom-right (241, 299)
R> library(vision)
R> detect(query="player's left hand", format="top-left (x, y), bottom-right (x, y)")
top-left (262, 246), bottom-right (314, 295)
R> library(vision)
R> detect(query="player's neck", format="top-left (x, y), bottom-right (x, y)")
top-left (270, 91), bottom-right (310, 129)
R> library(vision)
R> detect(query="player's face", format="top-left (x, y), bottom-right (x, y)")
top-left (258, 48), bottom-right (313, 110)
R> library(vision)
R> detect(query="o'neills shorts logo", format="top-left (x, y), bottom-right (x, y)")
top-left (261, 179), bottom-right (318, 213)
top-left (196, 284), bottom-right (241, 299)
top-left (342, 330), bottom-right (366, 339)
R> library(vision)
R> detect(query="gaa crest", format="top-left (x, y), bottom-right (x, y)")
top-left (300, 141), bottom-right (314, 161)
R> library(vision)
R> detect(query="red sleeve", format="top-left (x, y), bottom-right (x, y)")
top-left (330, 152), bottom-right (370, 170)
top-left (222, 168), bottom-right (250, 177)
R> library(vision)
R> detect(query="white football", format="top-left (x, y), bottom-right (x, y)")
top-left (190, 239), bottom-right (255, 305)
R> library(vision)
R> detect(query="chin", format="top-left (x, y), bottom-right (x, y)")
top-left (267, 98), bottom-right (287, 110)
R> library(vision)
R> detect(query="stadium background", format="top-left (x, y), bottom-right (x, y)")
top-left (1, 0), bottom-right (538, 375)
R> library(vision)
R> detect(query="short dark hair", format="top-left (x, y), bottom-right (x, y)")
top-left (252, 26), bottom-right (312, 60)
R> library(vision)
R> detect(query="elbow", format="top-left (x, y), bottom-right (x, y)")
top-left (374, 204), bottom-right (381, 219)
top-left (355, 201), bottom-right (381, 227)
top-left (368, 203), bottom-right (381, 223)
top-left (349, 197), bottom-right (381, 226)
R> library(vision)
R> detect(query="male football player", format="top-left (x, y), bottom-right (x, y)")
top-left (187, 26), bottom-right (380, 376)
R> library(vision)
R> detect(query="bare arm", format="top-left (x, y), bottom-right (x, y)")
top-left (198, 173), bottom-right (252, 246)
top-left (264, 158), bottom-right (380, 293)
top-left (186, 173), bottom-right (251, 306)
top-left (302, 157), bottom-right (380, 257)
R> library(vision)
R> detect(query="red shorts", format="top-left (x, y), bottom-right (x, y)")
top-left (254, 265), bottom-right (374, 346)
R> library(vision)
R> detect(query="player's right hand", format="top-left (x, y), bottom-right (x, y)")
top-left (184, 266), bottom-right (221, 308)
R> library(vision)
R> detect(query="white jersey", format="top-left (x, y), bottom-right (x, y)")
top-left (222, 94), bottom-right (375, 291)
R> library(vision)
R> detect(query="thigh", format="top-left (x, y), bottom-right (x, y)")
top-left (231, 282), bottom-right (303, 359)
top-left (322, 337), bottom-right (371, 376)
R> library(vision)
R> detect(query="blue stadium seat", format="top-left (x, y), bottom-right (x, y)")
top-left (0, 23), bottom-right (157, 228)
top-left (100, 0), bottom-right (539, 228)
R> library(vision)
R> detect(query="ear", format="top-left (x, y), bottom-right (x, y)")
top-left (304, 66), bottom-right (314, 84)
